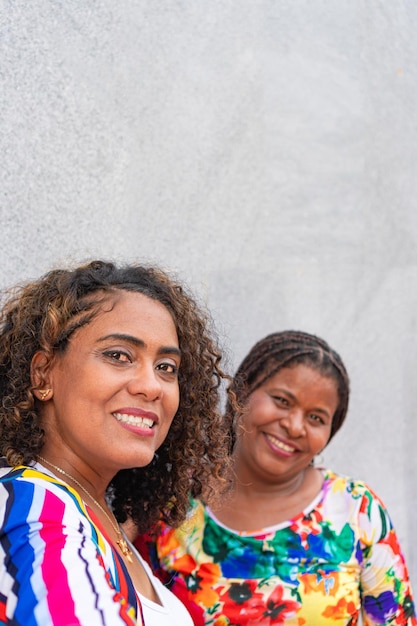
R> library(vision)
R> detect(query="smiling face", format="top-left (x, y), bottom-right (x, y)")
top-left (35, 290), bottom-right (180, 484)
top-left (234, 364), bottom-right (339, 486)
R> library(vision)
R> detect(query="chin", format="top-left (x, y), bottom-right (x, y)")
top-left (112, 449), bottom-right (156, 472)
top-left (131, 450), bottom-right (157, 469)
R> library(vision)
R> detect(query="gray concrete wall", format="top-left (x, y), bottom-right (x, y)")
top-left (1, 1), bottom-right (416, 587)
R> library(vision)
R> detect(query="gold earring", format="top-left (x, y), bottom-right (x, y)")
top-left (38, 389), bottom-right (51, 400)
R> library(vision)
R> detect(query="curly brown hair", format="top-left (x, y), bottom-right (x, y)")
top-left (0, 259), bottom-right (232, 532)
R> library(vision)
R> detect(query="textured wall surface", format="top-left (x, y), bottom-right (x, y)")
top-left (1, 1), bottom-right (416, 587)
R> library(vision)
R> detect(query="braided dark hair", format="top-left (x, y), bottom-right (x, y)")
top-left (226, 330), bottom-right (349, 450)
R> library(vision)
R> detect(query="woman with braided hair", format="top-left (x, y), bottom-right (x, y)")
top-left (0, 259), bottom-right (233, 626)
top-left (137, 330), bottom-right (416, 625)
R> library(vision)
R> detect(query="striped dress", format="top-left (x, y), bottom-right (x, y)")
top-left (0, 461), bottom-right (143, 626)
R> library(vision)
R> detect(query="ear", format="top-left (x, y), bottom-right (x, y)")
top-left (31, 351), bottom-right (54, 401)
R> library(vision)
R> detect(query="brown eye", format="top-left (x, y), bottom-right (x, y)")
top-left (309, 413), bottom-right (324, 425)
top-left (272, 395), bottom-right (289, 406)
top-left (156, 362), bottom-right (178, 375)
top-left (104, 350), bottom-right (131, 363)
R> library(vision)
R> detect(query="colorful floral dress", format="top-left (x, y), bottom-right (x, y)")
top-left (138, 469), bottom-right (416, 626)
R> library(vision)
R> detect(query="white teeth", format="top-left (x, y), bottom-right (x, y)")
top-left (266, 434), bottom-right (295, 453)
top-left (113, 413), bottom-right (154, 428)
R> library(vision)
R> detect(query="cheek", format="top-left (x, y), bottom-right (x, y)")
top-left (173, 383), bottom-right (180, 410)
top-left (312, 428), bottom-right (332, 450)
top-left (166, 385), bottom-right (180, 419)
top-left (156, 403), bottom-right (179, 448)
top-left (243, 396), bottom-right (271, 426)
top-left (235, 416), bottom-right (257, 446)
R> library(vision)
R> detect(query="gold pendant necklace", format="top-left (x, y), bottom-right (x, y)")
top-left (37, 455), bottom-right (133, 563)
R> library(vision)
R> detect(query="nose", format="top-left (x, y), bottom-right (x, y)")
top-left (127, 363), bottom-right (162, 401)
top-left (279, 409), bottom-right (306, 437)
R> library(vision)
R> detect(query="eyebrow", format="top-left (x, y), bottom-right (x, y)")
top-left (96, 333), bottom-right (181, 357)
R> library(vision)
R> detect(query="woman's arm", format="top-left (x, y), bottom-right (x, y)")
top-left (358, 487), bottom-right (416, 625)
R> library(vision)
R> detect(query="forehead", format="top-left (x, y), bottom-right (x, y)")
top-left (71, 290), bottom-right (178, 346)
top-left (266, 363), bottom-right (336, 386)
top-left (261, 364), bottom-right (340, 409)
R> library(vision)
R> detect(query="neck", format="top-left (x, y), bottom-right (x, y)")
top-left (232, 451), bottom-right (311, 497)
top-left (37, 455), bottom-right (105, 503)
top-left (37, 448), bottom-right (107, 500)
top-left (37, 454), bottom-right (134, 563)
top-left (210, 464), bottom-right (323, 531)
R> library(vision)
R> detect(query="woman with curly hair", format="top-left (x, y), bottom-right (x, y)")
top-left (138, 331), bottom-right (416, 625)
top-left (0, 259), bottom-right (231, 626)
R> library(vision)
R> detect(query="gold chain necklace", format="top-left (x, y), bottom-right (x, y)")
top-left (37, 455), bottom-right (133, 563)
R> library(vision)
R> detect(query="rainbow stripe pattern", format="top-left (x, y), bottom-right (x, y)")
top-left (0, 463), bottom-right (143, 625)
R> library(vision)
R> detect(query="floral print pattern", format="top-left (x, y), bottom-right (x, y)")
top-left (138, 470), bottom-right (416, 625)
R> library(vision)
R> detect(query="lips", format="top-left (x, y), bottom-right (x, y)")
top-left (265, 433), bottom-right (298, 454)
